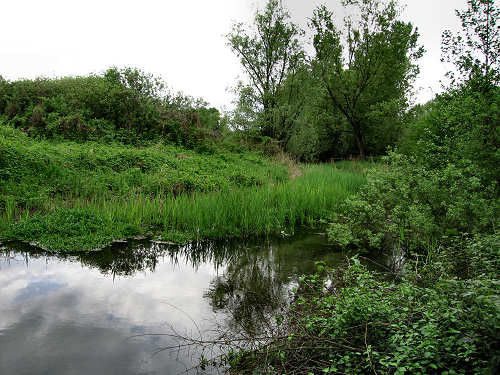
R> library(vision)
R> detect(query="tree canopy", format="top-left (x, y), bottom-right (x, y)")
top-left (227, 0), bottom-right (424, 160)
top-left (442, 0), bottom-right (499, 88)
top-left (311, 0), bottom-right (424, 159)
top-left (227, 0), bottom-right (304, 138)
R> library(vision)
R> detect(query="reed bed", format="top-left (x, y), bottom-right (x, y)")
top-left (99, 164), bottom-right (364, 240)
top-left (1, 164), bottom-right (366, 251)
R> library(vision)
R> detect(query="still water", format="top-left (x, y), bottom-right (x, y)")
top-left (0, 232), bottom-right (392, 375)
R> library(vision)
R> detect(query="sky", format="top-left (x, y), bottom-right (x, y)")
top-left (0, 0), bottom-right (465, 109)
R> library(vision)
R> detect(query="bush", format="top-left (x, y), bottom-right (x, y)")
top-left (0, 67), bottom-right (222, 148)
top-left (327, 152), bottom-right (499, 257)
top-left (399, 86), bottom-right (500, 185)
top-left (328, 84), bottom-right (500, 263)
top-left (225, 260), bottom-right (500, 375)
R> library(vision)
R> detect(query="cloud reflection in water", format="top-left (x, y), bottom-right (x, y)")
top-left (0, 234), bottom-right (341, 375)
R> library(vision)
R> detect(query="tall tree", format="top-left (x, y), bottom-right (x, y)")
top-left (438, 0), bottom-right (499, 183)
top-left (311, 0), bottom-right (423, 159)
top-left (227, 0), bottom-right (304, 138)
top-left (441, 0), bottom-right (499, 87)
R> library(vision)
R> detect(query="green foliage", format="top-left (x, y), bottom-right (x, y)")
top-left (0, 124), bottom-right (365, 250)
top-left (327, 152), bottom-right (499, 256)
top-left (228, 3), bottom-right (500, 373)
top-left (0, 67), bottom-right (222, 148)
top-left (226, 0), bottom-right (425, 161)
top-left (231, 260), bottom-right (499, 374)
top-left (327, 2), bottom-right (500, 258)
top-left (441, 0), bottom-right (499, 87)
top-left (5, 208), bottom-right (138, 252)
top-left (281, 65), bottom-right (350, 162)
top-left (400, 85), bottom-right (500, 183)
top-left (227, 0), bottom-right (305, 138)
top-left (310, 5), bottom-right (500, 372)
top-left (0, 124), bottom-right (287, 214)
top-left (1, 163), bottom-right (364, 251)
top-left (310, 0), bottom-right (424, 158)
top-left (153, 164), bottom-right (364, 243)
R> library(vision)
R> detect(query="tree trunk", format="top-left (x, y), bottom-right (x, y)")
top-left (351, 122), bottom-right (366, 160)
top-left (261, 96), bottom-right (277, 138)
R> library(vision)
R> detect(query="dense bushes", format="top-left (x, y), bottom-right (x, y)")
top-left (327, 152), bottom-right (499, 256)
top-left (228, 260), bottom-right (499, 374)
top-left (0, 67), bottom-right (223, 147)
top-left (328, 85), bottom-right (499, 260)
top-left (399, 85), bottom-right (500, 184)
top-left (0, 125), bottom-right (287, 219)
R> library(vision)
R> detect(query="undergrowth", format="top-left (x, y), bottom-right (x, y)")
top-left (0, 126), bottom-right (366, 251)
top-left (224, 259), bottom-right (499, 375)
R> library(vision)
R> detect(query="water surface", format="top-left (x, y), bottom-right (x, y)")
top-left (0, 232), bottom-right (359, 375)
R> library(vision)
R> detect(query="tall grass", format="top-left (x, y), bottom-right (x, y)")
top-left (103, 164), bottom-right (364, 239)
top-left (1, 165), bottom-right (366, 251)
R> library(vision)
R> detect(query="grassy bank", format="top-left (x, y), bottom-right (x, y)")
top-left (0, 125), bottom-right (366, 251)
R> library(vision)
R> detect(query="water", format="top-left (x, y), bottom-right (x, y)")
top-left (0, 232), bottom-right (396, 375)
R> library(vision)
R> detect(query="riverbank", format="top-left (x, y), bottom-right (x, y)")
top-left (0, 125), bottom-right (366, 252)
top-left (222, 258), bottom-right (499, 375)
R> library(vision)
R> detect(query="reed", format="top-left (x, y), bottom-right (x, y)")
top-left (1, 165), bottom-right (365, 251)
top-left (1, 126), bottom-right (368, 251)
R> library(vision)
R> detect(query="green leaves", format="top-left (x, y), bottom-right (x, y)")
top-left (441, 0), bottom-right (499, 87)
top-left (311, 0), bottom-right (423, 158)
top-left (232, 260), bottom-right (499, 374)
top-left (7, 207), bottom-right (124, 252)
top-left (227, 0), bottom-right (305, 139)
top-left (0, 68), bottom-right (224, 148)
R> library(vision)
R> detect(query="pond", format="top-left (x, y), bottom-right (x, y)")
top-left (0, 232), bottom-right (397, 375)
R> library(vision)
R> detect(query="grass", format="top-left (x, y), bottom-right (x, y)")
top-left (0, 124), bottom-right (287, 214)
top-left (106, 164), bottom-right (365, 240)
top-left (2, 165), bottom-right (365, 251)
top-left (0, 125), bottom-right (367, 252)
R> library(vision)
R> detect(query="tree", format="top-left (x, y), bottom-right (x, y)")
top-left (437, 0), bottom-right (500, 183)
top-left (229, 81), bottom-right (262, 134)
top-left (441, 0), bottom-right (499, 87)
top-left (227, 0), bottom-right (304, 138)
top-left (311, 0), bottom-right (423, 159)
top-left (282, 65), bottom-right (354, 161)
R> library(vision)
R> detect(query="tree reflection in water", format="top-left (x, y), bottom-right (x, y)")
top-left (204, 245), bottom-right (288, 336)
top-left (1, 233), bottom-right (345, 338)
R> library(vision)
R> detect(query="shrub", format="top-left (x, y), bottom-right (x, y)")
top-left (0, 68), bottom-right (222, 148)
top-left (327, 152), bottom-right (499, 257)
top-left (226, 260), bottom-right (500, 374)
top-left (328, 84), bottom-right (500, 264)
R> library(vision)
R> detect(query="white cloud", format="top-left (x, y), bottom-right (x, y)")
top-left (0, 250), bottom-right (223, 373)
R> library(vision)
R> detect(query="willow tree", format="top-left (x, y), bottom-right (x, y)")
top-left (311, 0), bottom-right (423, 159)
top-left (227, 0), bottom-right (304, 138)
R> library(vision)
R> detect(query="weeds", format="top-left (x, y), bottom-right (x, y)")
top-left (216, 259), bottom-right (500, 375)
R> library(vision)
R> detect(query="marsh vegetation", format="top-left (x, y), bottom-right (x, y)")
top-left (0, 0), bottom-right (498, 373)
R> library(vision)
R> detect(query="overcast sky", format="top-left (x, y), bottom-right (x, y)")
top-left (1, 0), bottom-right (465, 109)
